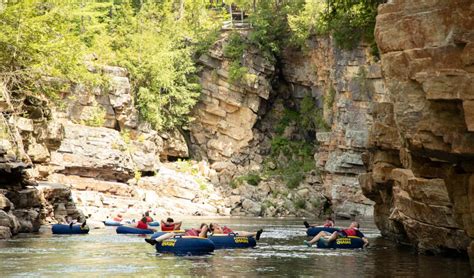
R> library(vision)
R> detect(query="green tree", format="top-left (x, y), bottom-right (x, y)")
top-left (0, 0), bottom-right (222, 131)
top-left (0, 1), bottom-right (99, 99)
top-left (288, 0), bottom-right (385, 52)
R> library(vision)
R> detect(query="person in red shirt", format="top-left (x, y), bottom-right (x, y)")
top-left (209, 223), bottom-right (263, 240)
top-left (145, 223), bottom-right (209, 245)
top-left (136, 217), bottom-right (150, 230)
top-left (144, 211), bottom-right (153, 223)
top-left (184, 223), bottom-right (209, 237)
top-left (304, 221), bottom-right (369, 247)
top-left (303, 217), bottom-right (335, 228)
top-left (161, 218), bottom-right (182, 231)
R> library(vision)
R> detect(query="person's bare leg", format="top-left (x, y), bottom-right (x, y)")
top-left (233, 231), bottom-right (255, 237)
top-left (145, 232), bottom-right (175, 245)
top-left (174, 222), bottom-right (182, 230)
top-left (326, 231), bottom-right (338, 243)
top-left (234, 230), bottom-right (263, 240)
top-left (156, 232), bottom-right (175, 242)
top-left (308, 231), bottom-right (327, 244)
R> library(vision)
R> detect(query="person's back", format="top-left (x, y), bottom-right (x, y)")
top-left (144, 211), bottom-right (153, 223)
top-left (162, 222), bottom-right (175, 231)
top-left (161, 217), bottom-right (182, 231)
top-left (136, 217), bottom-right (148, 230)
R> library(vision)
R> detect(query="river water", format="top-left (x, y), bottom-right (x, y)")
top-left (0, 217), bottom-right (470, 277)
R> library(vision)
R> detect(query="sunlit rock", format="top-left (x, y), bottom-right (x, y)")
top-left (364, 0), bottom-right (474, 262)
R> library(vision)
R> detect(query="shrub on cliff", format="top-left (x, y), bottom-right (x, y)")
top-left (0, 0), bottom-right (223, 131)
top-left (288, 0), bottom-right (385, 54)
top-left (231, 172), bottom-right (262, 187)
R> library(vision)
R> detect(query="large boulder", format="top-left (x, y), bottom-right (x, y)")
top-left (12, 209), bottom-right (41, 233)
top-left (49, 123), bottom-right (135, 181)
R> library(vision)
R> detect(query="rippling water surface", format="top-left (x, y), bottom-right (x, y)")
top-left (0, 218), bottom-right (470, 277)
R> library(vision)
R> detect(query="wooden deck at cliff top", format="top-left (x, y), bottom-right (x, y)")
top-left (214, 2), bottom-right (252, 30)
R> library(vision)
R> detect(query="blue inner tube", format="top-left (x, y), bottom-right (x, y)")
top-left (316, 236), bottom-right (365, 249)
top-left (306, 227), bottom-right (339, 237)
top-left (148, 221), bottom-right (160, 227)
top-left (116, 226), bottom-right (154, 234)
top-left (155, 235), bottom-right (215, 255)
top-left (208, 234), bottom-right (256, 249)
top-left (104, 220), bottom-right (122, 226)
top-left (52, 224), bottom-right (89, 235)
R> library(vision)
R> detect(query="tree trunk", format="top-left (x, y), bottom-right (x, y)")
top-left (178, 0), bottom-right (185, 20)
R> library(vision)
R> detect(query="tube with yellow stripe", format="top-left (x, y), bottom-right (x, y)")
top-left (316, 236), bottom-right (364, 249)
top-left (155, 235), bottom-right (215, 255)
top-left (208, 233), bottom-right (257, 249)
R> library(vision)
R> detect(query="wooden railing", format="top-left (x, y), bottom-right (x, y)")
top-left (222, 6), bottom-right (252, 30)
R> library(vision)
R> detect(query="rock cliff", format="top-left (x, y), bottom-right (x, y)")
top-left (189, 31), bottom-right (380, 217)
top-left (191, 32), bottom-right (274, 163)
top-left (29, 66), bottom-right (233, 221)
top-left (190, 32), bottom-right (330, 217)
top-left (0, 63), bottom-right (236, 238)
top-left (0, 83), bottom-right (83, 239)
top-left (280, 37), bottom-right (382, 218)
top-left (360, 0), bottom-right (474, 264)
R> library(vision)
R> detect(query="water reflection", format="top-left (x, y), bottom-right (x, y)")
top-left (0, 217), bottom-right (471, 277)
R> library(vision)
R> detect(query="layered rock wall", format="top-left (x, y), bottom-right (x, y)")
top-left (190, 32), bottom-right (274, 163)
top-left (0, 83), bottom-right (82, 239)
top-left (0, 63), bottom-right (235, 234)
top-left (189, 32), bottom-right (333, 217)
top-left (24, 66), bottom-right (229, 221)
top-left (281, 38), bottom-right (382, 218)
top-left (361, 0), bottom-right (474, 263)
